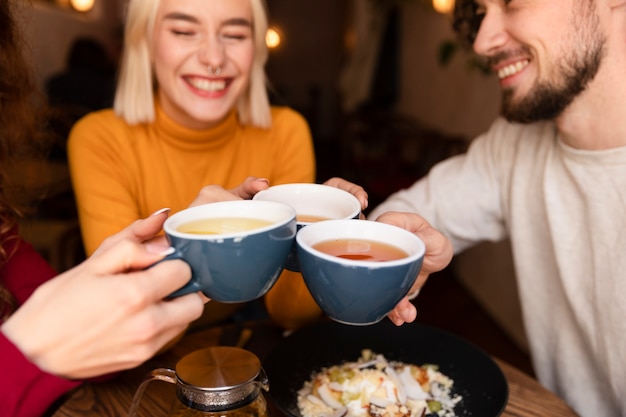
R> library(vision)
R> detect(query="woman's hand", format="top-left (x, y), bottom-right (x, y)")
top-left (323, 177), bottom-right (369, 216)
top-left (189, 177), bottom-right (270, 207)
top-left (1, 211), bottom-right (205, 379)
top-left (373, 211), bottom-right (453, 326)
top-left (190, 177), bottom-right (367, 212)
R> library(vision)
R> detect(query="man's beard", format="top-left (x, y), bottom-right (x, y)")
top-left (500, 12), bottom-right (606, 123)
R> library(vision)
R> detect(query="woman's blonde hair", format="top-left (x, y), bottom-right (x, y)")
top-left (114, 0), bottom-right (271, 128)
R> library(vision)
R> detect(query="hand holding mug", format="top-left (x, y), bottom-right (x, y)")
top-left (322, 177), bottom-right (369, 216)
top-left (295, 218), bottom-right (427, 325)
top-left (1, 212), bottom-right (205, 379)
top-left (189, 177), bottom-right (270, 207)
top-left (373, 211), bottom-right (454, 326)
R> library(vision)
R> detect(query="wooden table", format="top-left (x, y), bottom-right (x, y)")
top-left (51, 320), bottom-right (579, 417)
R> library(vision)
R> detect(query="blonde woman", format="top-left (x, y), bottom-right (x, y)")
top-left (68, 0), bottom-right (319, 327)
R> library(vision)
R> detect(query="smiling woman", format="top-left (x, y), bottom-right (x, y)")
top-left (150, 0), bottom-right (257, 130)
top-left (67, 0), bottom-right (318, 330)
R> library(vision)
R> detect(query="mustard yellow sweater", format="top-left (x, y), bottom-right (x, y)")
top-left (68, 103), bottom-right (321, 327)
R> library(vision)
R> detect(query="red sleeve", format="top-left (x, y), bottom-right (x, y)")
top-left (1, 228), bottom-right (81, 416)
top-left (0, 332), bottom-right (80, 417)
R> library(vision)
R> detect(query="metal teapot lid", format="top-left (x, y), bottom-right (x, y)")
top-left (175, 346), bottom-right (268, 411)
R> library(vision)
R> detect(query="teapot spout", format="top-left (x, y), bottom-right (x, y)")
top-left (128, 368), bottom-right (177, 417)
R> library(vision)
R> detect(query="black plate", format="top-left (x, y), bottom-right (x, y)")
top-left (264, 320), bottom-right (508, 417)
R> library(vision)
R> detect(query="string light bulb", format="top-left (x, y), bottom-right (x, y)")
top-left (266, 27), bottom-right (281, 49)
top-left (70, 0), bottom-right (95, 12)
top-left (432, 0), bottom-right (454, 14)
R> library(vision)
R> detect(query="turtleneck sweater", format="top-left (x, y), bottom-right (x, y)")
top-left (67, 103), bottom-right (319, 326)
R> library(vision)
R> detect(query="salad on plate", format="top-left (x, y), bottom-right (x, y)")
top-left (297, 349), bottom-right (462, 417)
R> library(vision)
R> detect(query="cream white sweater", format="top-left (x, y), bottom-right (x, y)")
top-left (370, 117), bottom-right (626, 417)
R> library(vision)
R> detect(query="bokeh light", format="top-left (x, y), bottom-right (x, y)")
top-left (432, 0), bottom-right (454, 14)
top-left (266, 27), bottom-right (282, 49)
top-left (70, 0), bottom-right (95, 12)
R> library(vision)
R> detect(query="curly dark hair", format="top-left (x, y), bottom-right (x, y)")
top-left (0, 0), bottom-right (50, 319)
top-left (452, 0), bottom-right (483, 50)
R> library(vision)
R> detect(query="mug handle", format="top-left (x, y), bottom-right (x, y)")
top-left (149, 251), bottom-right (203, 299)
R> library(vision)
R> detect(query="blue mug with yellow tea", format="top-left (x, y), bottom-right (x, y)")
top-left (163, 200), bottom-right (296, 302)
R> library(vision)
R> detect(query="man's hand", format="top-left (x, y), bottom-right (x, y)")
top-left (374, 211), bottom-right (453, 326)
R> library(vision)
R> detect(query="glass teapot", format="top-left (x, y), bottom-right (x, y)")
top-left (128, 346), bottom-right (270, 417)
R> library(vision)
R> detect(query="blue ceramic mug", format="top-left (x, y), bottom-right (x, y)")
top-left (253, 183), bottom-right (361, 271)
top-left (163, 200), bottom-right (296, 302)
top-left (296, 219), bottom-right (425, 325)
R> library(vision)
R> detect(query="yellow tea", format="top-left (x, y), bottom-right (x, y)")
top-left (313, 239), bottom-right (408, 262)
top-left (297, 214), bottom-right (331, 223)
top-left (176, 217), bottom-right (273, 235)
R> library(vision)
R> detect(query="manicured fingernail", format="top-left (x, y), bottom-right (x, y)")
top-left (158, 247), bottom-right (176, 257)
top-left (151, 208), bottom-right (171, 217)
top-left (257, 178), bottom-right (270, 185)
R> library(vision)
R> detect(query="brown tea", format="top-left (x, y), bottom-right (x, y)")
top-left (176, 217), bottom-right (273, 235)
top-left (313, 238), bottom-right (408, 262)
top-left (297, 214), bottom-right (331, 223)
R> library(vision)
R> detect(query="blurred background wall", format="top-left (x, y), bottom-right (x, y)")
top-left (23, 0), bottom-right (500, 139)
top-left (23, 0), bottom-right (124, 92)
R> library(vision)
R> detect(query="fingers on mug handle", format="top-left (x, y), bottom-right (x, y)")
top-left (146, 250), bottom-right (202, 300)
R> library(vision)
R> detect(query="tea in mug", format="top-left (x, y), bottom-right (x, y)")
top-left (297, 214), bottom-right (331, 223)
top-left (313, 238), bottom-right (408, 262)
top-left (176, 217), bottom-right (274, 235)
